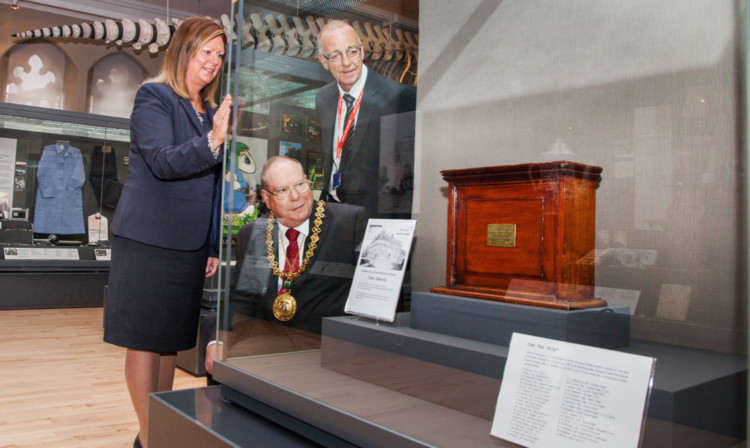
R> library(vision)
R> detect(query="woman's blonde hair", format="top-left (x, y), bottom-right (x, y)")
top-left (147, 17), bottom-right (226, 107)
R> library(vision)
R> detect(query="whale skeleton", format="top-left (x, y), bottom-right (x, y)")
top-left (12, 14), bottom-right (418, 84)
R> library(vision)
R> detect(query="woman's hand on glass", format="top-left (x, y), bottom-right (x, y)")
top-left (211, 94), bottom-right (233, 148)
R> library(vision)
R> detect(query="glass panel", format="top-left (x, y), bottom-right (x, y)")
top-left (214, 1), bottom-right (747, 447)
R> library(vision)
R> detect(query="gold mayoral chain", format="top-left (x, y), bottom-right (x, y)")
top-left (266, 200), bottom-right (325, 321)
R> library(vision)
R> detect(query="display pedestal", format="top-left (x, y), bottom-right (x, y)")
top-left (196, 288), bottom-right (747, 445)
top-left (318, 293), bottom-right (746, 438)
top-left (411, 291), bottom-right (628, 348)
top-left (175, 308), bottom-right (213, 376)
top-left (175, 290), bottom-right (218, 376)
top-left (148, 386), bottom-right (325, 447)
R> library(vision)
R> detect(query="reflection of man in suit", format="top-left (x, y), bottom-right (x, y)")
top-left (315, 20), bottom-right (416, 220)
top-left (203, 156), bottom-right (365, 377)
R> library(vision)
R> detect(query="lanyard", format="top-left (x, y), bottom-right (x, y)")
top-left (336, 89), bottom-right (364, 159)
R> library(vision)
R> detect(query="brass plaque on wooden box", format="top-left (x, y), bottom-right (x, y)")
top-left (487, 224), bottom-right (516, 248)
top-left (430, 161), bottom-right (606, 310)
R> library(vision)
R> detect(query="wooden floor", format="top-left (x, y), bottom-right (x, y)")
top-left (0, 307), bottom-right (206, 448)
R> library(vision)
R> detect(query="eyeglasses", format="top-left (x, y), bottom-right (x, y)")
top-left (321, 47), bottom-right (361, 64)
top-left (264, 179), bottom-right (312, 200)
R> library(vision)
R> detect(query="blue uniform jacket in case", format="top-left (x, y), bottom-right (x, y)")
top-left (33, 142), bottom-right (85, 234)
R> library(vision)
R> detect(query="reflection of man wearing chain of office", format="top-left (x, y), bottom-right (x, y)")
top-left (202, 156), bottom-right (365, 381)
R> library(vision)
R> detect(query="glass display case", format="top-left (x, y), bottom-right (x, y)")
top-left (188, 1), bottom-right (750, 447)
top-left (0, 102), bottom-right (129, 308)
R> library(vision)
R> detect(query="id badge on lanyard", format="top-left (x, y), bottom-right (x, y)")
top-left (333, 170), bottom-right (342, 189)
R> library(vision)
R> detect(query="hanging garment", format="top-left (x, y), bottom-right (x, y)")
top-left (33, 142), bottom-right (85, 234)
top-left (89, 145), bottom-right (123, 209)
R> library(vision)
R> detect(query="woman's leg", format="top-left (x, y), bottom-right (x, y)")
top-left (157, 352), bottom-right (177, 392)
top-left (125, 349), bottom-right (160, 448)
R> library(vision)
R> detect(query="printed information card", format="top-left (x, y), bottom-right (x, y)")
top-left (94, 248), bottom-right (111, 261)
top-left (0, 137), bottom-right (18, 217)
top-left (87, 213), bottom-right (109, 243)
top-left (3, 247), bottom-right (79, 260)
top-left (491, 333), bottom-right (655, 448)
top-left (345, 219), bottom-right (416, 322)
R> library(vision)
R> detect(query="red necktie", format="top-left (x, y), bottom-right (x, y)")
top-left (280, 228), bottom-right (300, 293)
top-left (336, 93), bottom-right (355, 202)
top-left (339, 93), bottom-right (355, 171)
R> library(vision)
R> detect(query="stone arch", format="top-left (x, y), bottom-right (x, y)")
top-left (3, 42), bottom-right (66, 109)
top-left (87, 53), bottom-right (145, 118)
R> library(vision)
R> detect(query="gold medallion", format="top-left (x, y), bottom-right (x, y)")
top-left (273, 293), bottom-right (297, 321)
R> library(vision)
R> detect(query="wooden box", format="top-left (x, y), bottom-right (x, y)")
top-left (430, 161), bottom-right (605, 310)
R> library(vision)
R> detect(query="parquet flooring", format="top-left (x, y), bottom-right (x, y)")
top-left (0, 307), bottom-right (206, 448)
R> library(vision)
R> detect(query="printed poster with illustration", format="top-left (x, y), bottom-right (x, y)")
top-left (345, 219), bottom-right (416, 322)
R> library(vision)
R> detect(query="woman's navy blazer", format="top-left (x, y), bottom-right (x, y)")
top-left (111, 82), bottom-right (223, 253)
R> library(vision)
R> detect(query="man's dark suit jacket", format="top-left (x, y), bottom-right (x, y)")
top-left (208, 201), bottom-right (365, 340)
top-left (316, 69), bottom-right (416, 220)
top-left (111, 82), bottom-right (222, 253)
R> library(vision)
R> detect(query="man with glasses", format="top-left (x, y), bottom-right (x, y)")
top-left (316, 20), bottom-right (417, 220)
top-left (202, 156), bottom-right (366, 380)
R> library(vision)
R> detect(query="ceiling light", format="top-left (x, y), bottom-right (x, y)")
top-left (11, 0), bottom-right (20, 10)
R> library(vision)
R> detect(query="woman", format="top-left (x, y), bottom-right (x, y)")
top-left (103, 17), bottom-right (232, 448)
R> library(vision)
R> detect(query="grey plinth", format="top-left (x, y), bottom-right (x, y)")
top-left (410, 291), bottom-right (630, 349)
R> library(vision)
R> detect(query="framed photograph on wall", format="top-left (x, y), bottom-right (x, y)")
top-left (268, 103), bottom-right (322, 177)
top-left (307, 151), bottom-right (324, 190)
top-left (306, 117), bottom-right (322, 143)
top-left (281, 114), bottom-right (304, 138)
top-left (279, 140), bottom-right (302, 162)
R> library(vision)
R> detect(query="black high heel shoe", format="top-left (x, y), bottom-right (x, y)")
top-left (134, 434), bottom-right (143, 448)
